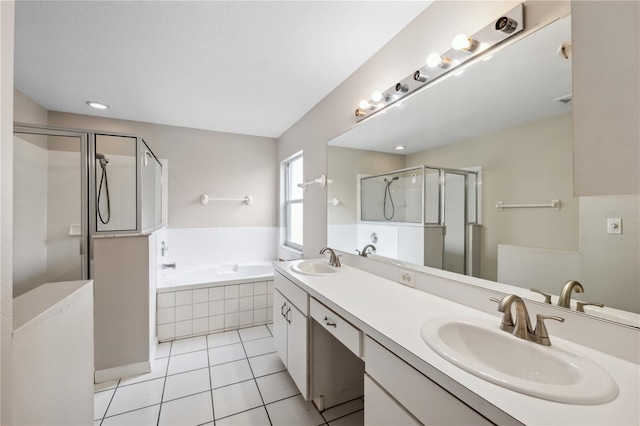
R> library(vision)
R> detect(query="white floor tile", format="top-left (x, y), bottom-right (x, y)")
top-left (158, 390), bottom-right (214, 426)
top-left (156, 342), bottom-right (172, 359)
top-left (167, 350), bottom-right (209, 375)
top-left (163, 368), bottom-right (211, 402)
top-left (94, 389), bottom-right (115, 420)
top-left (248, 352), bottom-right (286, 378)
top-left (210, 359), bottom-right (253, 389)
top-left (329, 409), bottom-right (364, 426)
top-left (256, 371), bottom-right (299, 404)
top-left (243, 336), bottom-right (275, 357)
top-left (212, 380), bottom-right (263, 419)
top-left (106, 378), bottom-right (164, 417)
top-left (266, 395), bottom-right (325, 426)
top-left (94, 379), bottom-right (119, 393)
top-left (207, 330), bottom-right (241, 348)
top-left (119, 357), bottom-right (168, 386)
top-left (216, 406), bottom-right (271, 426)
top-left (208, 343), bottom-right (246, 366)
top-left (102, 404), bottom-right (160, 426)
top-left (170, 335), bottom-right (207, 356)
top-left (323, 398), bottom-right (364, 422)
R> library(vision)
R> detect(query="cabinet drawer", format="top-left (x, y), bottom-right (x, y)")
top-left (365, 336), bottom-right (492, 426)
top-left (274, 271), bottom-right (308, 315)
top-left (310, 298), bottom-right (361, 357)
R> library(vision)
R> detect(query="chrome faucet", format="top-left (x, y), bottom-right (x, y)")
top-left (162, 262), bottom-right (176, 270)
top-left (319, 247), bottom-right (341, 267)
top-left (557, 280), bottom-right (584, 308)
top-left (493, 294), bottom-right (564, 346)
top-left (356, 244), bottom-right (376, 257)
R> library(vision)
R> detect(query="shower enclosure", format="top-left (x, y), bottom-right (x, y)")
top-left (13, 124), bottom-right (163, 296)
top-left (359, 166), bottom-right (480, 276)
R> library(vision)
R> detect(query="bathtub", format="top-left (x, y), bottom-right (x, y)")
top-left (158, 261), bottom-right (274, 292)
top-left (156, 261), bottom-right (275, 342)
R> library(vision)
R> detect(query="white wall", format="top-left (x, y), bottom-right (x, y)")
top-left (277, 1), bottom-right (571, 257)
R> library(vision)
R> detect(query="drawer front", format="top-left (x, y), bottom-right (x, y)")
top-left (310, 298), bottom-right (361, 357)
top-left (365, 336), bottom-right (493, 426)
top-left (274, 271), bottom-right (308, 315)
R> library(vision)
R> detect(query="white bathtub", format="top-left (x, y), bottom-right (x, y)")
top-left (158, 261), bottom-right (274, 293)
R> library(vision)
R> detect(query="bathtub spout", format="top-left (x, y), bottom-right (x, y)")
top-left (162, 263), bottom-right (176, 270)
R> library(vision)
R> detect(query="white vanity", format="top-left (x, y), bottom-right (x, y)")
top-left (273, 260), bottom-right (639, 425)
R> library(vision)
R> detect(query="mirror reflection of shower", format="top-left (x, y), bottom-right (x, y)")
top-left (383, 176), bottom-right (399, 220)
top-left (96, 152), bottom-right (110, 224)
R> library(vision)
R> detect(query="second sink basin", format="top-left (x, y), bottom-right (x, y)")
top-left (421, 317), bottom-right (618, 404)
top-left (290, 261), bottom-right (345, 276)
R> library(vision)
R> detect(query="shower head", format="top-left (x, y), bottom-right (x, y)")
top-left (384, 176), bottom-right (400, 183)
top-left (96, 153), bottom-right (109, 167)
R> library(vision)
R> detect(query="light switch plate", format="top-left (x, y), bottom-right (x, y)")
top-left (607, 218), bottom-right (622, 235)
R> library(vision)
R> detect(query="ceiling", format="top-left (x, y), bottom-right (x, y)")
top-left (14, 1), bottom-right (432, 138)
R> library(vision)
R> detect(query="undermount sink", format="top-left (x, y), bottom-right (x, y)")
top-left (290, 261), bottom-right (345, 276)
top-left (421, 317), bottom-right (618, 405)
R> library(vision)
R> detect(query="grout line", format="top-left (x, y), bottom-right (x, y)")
top-left (205, 333), bottom-right (217, 425)
top-left (239, 332), bottom-right (274, 426)
top-left (156, 340), bottom-right (172, 426)
top-left (97, 378), bottom-right (120, 424)
top-left (327, 408), bottom-right (364, 425)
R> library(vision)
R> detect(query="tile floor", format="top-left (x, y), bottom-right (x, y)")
top-left (94, 325), bottom-right (364, 426)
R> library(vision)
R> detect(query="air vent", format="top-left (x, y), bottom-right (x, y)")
top-left (553, 94), bottom-right (572, 105)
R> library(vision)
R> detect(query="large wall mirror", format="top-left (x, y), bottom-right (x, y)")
top-left (327, 14), bottom-right (639, 327)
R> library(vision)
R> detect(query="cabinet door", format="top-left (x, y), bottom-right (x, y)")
top-left (273, 290), bottom-right (288, 367)
top-left (365, 375), bottom-right (419, 426)
top-left (287, 303), bottom-right (309, 399)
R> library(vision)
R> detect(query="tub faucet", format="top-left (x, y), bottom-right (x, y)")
top-left (557, 280), bottom-right (584, 308)
top-left (162, 263), bottom-right (176, 270)
top-left (356, 244), bottom-right (376, 257)
top-left (319, 247), bottom-right (341, 267)
top-left (493, 294), bottom-right (564, 346)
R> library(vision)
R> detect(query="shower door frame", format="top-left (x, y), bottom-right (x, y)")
top-left (13, 123), bottom-right (91, 280)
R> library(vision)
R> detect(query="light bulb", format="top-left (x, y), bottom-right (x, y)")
top-left (86, 101), bottom-right (109, 110)
top-left (452, 34), bottom-right (479, 52)
top-left (359, 99), bottom-right (371, 110)
top-left (371, 91), bottom-right (384, 102)
top-left (426, 53), bottom-right (451, 69)
top-left (394, 145), bottom-right (405, 150)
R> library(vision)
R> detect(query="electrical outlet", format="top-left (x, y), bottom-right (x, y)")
top-left (607, 218), bottom-right (622, 235)
top-left (399, 270), bottom-right (416, 287)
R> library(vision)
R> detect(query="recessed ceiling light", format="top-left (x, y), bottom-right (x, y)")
top-left (86, 101), bottom-right (109, 110)
top-left (394, 145), bottom-right (405, 150)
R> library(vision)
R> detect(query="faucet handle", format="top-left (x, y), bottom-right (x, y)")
top-left (530, 288), bottom-right (553, 304)
top-left (576, 301), bottom-right (605, 313)
top-left (534, 314), bottom-right (564, 345)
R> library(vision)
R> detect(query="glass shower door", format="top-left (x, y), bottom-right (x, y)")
top-left (442, 172), bottom-right (467, 275)
top-left (13, 127), bottom-right (88, 296)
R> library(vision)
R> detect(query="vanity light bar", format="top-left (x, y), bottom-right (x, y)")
top-left (355, 4), bottom-right (524, 122)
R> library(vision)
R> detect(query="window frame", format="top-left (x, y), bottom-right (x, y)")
top-left (283, 152), bottom-right (303, 251)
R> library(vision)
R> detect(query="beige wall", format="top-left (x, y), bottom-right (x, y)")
top-left (14, 88), bottom-right (47, 125)
top-left (277, 1), bottom-right (571, 257)
top-left (408, 113), bottom-right (577, 281)
top-left (47, 112), bottom-right (278, 229)
top-left (327, 147), bottom-right (405, 225)
top-left (1, 1), bottom-right (14, 422)
top-left (572, 1), bottom-right (639, 196)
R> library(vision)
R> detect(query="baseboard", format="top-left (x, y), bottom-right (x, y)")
top-left (95, 360), bottom-right (152, 383)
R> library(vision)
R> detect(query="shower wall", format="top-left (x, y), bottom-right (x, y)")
top-left (13, 135), bottom-right (83, 296)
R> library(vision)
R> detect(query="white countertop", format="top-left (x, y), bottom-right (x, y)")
top-left (275, 260), bottom-right (640, 426)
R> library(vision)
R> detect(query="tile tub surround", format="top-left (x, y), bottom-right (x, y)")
top-left (165, 227), bottom-right (278, 267)
top-left (157, 280), bottom-right (275, 341)
top-left (94, 326), bottom-right (364, 426)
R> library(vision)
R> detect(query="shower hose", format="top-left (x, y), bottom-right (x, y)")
top-left (97, 162), bottom-right (111, 224)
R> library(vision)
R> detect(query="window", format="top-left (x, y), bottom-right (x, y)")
top-left (284, 153), bottom-right (303, 250)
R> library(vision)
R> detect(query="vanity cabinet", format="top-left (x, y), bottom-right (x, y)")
top-left (273, 271), bottom-right (309, 398)
top-left (365, 336), bottom-right (493, 426)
